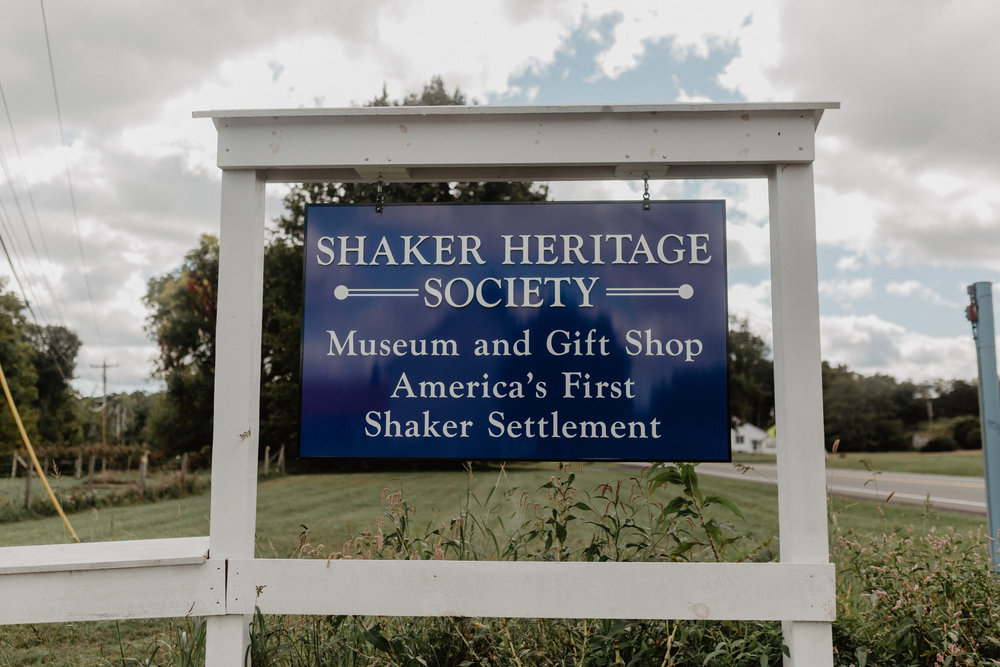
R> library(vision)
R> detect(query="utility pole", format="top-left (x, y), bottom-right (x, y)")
top-left (90, 360), bottom-right (119, 448)
top-left (966, 282), bottom-right (1000, 573)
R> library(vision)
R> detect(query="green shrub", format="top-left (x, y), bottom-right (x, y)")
top-left (833, 526), bottom-right (1000, 666)
top-left (0, 470), bottom-right (209, 525)
top-left (950, 415), bottom-right (982, 450)
top-left (922, 435), bottom-right (958, 453)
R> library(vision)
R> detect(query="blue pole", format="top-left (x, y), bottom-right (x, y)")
top-left (968, 281), bottom-right (1000, 572)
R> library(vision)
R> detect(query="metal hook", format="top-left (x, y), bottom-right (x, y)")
top-left (642, 172), bottom-right (651, 211)
top-left (375, 175), bottom-right (385, 214)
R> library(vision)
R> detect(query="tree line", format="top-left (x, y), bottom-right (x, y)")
top-left (0, 284), bottom-right (158, 457)
top-left (0, 283), bottom-right (82, 456)
top-left (728, 316), bottom-right (980, 453)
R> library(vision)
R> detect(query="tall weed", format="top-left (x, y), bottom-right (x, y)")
top-left (833, 525), bottom-right (1000, 666)
top-left (127, 462), bottom-right (1000, 665)
top-left (252, 463), bottom-right (786, 665)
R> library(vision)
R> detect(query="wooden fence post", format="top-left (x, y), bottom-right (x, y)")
top-left (75, 452), bottom-right (83, 479)
top-left (138, 451), bottom-right (148, 497)
top-left (277, 445), bottom-right (285, 473)
top-left (10, 453), bottom-right (16, 479)
top-left (24, 462), bottom-right (32, 510)
top-left (263, 445), bottom-right (270, 475)
top-left (88, 454), bottom-right (96, 491)
top-left (181, 452), bottom-right (189, 484)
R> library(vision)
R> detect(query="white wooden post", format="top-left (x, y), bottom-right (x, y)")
top-left (768, 163), bottom-right (833, 666)
top-left (205, 168), bottom-right (267, 666)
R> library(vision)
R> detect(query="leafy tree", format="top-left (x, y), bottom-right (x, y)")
top-left (144, 79), bottom-right (547, 458)
top-left (932, 379), bottom-right (980, 419)
top-left (0, 281), bottom-right (40, 454)
top-left (144, 234), bottom-right (219, 454)
top-left (890, 379), bottom-right (927, 431)
top-left (822, 363), bottom-right (909, 452)
top-left (727, 318), bottom-right (774, 428)
top-left (117, 391), bottom-right (157, 444)
top-left (76, 390), bottom-right (158, 446)
top-left (25, 324), bottom-right (82, 445)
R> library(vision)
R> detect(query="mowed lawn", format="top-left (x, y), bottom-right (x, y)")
top-left (735, 449), bottom-right (985, 477)
top-left (0, 460), bottom-right (989, 664)
top-left (5, 460), bottom-right (985, 551)
top-left (3, 450), bottom-right (987, 549)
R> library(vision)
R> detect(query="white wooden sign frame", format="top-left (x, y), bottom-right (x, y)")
top-left (0, 103), bottom-right (838, 666)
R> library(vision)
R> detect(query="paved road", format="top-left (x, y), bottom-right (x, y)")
top-left (696, 462), bottom-right (988, 515)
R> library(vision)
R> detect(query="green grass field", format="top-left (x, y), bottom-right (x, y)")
top-left (825, 449), bottom-right (985, 476)
top-left (734, 449), bottom-right (985, 477)
top-left (3, 460), bottom-right (984, 551)
top-left (0, 461), bottom-right (989, 664)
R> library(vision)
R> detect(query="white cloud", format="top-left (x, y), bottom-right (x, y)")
top-left (821, 314), bottom-right (975, 382)
top-left (1, 1), bottom-right (588, 393)
top-left (835, 255), bottom-right (864, 273)
top-left (885, 280), bottom-right (920, 298)
top-left (717, 5), bottom-right (783, 99)
top-left (726, 221), bottom-right (770, 268)
top-left (728, 280), bottom-right (773, 344)
top-left (586, 2), bottom-right (757, 79)
top-left (819, 278), bottom-right (873, 305)
top-left (885, 280), bottom-right (960, 309)
top-left (764, 1), bottom-right (1000, 274)
top-left (3, 0), bottom-right (997, 393)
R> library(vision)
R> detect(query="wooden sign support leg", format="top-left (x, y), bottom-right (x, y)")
top-left (205, 169), bottom-right (266, 666)
top-left (768, 163), bottom-right (833, 666)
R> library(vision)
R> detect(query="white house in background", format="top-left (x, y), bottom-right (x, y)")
top-left (731, 423), bottom-right (777, 454)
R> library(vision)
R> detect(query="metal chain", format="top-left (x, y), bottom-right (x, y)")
top-left (642, 172), bottom-right (651, 210)
top-left (375, 176), bottom-right (385, 213)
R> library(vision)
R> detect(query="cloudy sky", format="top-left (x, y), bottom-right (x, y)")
top-left (0, 1), bottom-right (997, 396)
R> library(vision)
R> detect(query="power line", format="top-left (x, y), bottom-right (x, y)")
top-left (38, 0), bottom-right (105, 351)
top-left (0, 79), bottom-right (72, 325)
top-left (0, 204), bottom-right (76, 382)
top-left (0, 143), bottom-right (60, 326)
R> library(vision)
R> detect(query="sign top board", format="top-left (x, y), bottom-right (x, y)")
top-left (299, 201), bottom-right (729, 461)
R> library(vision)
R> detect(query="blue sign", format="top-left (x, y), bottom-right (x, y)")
top-left (300, 202), bottom-right (729, 460)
